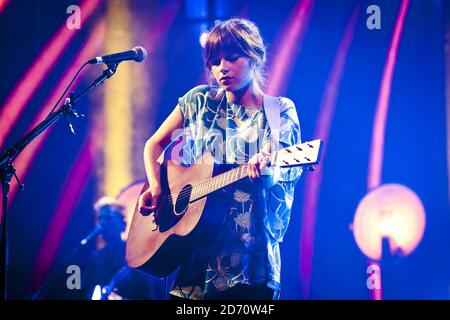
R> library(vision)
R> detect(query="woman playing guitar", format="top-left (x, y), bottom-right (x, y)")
top-left (135, 18), bottom-right (302, 300)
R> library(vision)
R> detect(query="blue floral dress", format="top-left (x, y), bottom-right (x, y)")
top-left (169, 85), bottom-right (302, 299)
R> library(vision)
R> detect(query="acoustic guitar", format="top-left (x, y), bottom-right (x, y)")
top-left (126, 139), bottom-right (322, 278)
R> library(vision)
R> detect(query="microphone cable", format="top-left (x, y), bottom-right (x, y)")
top-left (46, 61), bottom-right (90, 117)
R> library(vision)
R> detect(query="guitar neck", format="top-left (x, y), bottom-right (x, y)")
top-left (190, 163), bottom-right (252, 202)
top-left (188, 139), bottom-right (322, 202)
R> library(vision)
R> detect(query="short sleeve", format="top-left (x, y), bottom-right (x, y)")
top-left (177, 85), bottom-right (210, 126)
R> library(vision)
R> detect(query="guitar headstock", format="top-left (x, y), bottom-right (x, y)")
top-left (272, 139), bottom-right (323, 168)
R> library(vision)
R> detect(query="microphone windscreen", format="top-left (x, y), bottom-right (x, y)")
top-left (133, 46), bottom-right (147, 62)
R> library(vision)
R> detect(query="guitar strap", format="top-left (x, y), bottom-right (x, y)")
top-left (261, 94), bottom-right (281, 182)
top-left (263, 94), bottom-right (281, 151)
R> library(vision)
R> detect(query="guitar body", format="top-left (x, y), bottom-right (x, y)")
top-left (126, 153), bottom-right (221, 278)
top-left (126, 139), bottom-right (323, 278)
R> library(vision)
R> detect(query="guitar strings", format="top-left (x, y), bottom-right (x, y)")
top-left (155, 144), bottom-right (308, 205)
top-left (163, 150), bottom-right (275, 203)
top-left (164, 165), bottom-right (248, 203)
top-left (164, 164), bottom-right (249, 204)
top-left (158, 150), bottom-right (276, 204)
top-left (163, 149), bottom-right (276, 203)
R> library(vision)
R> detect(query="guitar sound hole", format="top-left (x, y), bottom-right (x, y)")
top-left (155, 184), bottom-right (192, 233)
top-left (174, 184), bottom-right (192, 216)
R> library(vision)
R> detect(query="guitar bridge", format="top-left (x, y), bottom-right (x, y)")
top-left (151, 214), bottom-right (159, 232)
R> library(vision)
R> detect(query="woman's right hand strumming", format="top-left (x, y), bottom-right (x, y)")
top-left (138, 181), bottom-right (161, 216)
top-left (139, 105), bottom-right (183, 216)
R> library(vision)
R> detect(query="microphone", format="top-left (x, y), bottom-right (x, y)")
top-left (80, 224), bottom-right (103, 245)
top-left (88, 46), bottom-right (147, 65)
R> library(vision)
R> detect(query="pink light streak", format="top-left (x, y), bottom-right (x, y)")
top-left (28, 136), bottom-right (94, 293)
top-left (266, 0), bottom-right (314, 96)
top-left (133, 1), bottom-right (181, 94)
top-left (146, 1), bottom-right (181, 48)
top-left (365, 0), bottom-right (409, 301)
top-left (298, 3), bottom-right (360, 299)
top-left (4, 19), bottom-right (105, 210)
top-left (0, 0), bottom-right (10, 15)
top-left (0, 0), bottom-right (102, 149)
top-left (367, 0), bottom-right (410, 190)
top-left (446, 12), bottom-right (450, 205)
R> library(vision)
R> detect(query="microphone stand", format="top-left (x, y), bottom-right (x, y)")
top-left (0, 63), bottom-right (119, 300)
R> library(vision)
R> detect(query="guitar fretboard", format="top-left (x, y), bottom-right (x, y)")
top-left (190, 164), bottom-right (250, 202)
top-left (169, 139), bottom-right (321, 204)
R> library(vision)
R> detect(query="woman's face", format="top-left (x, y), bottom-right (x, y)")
top-left (210, 52), bottom-right (254, 92)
